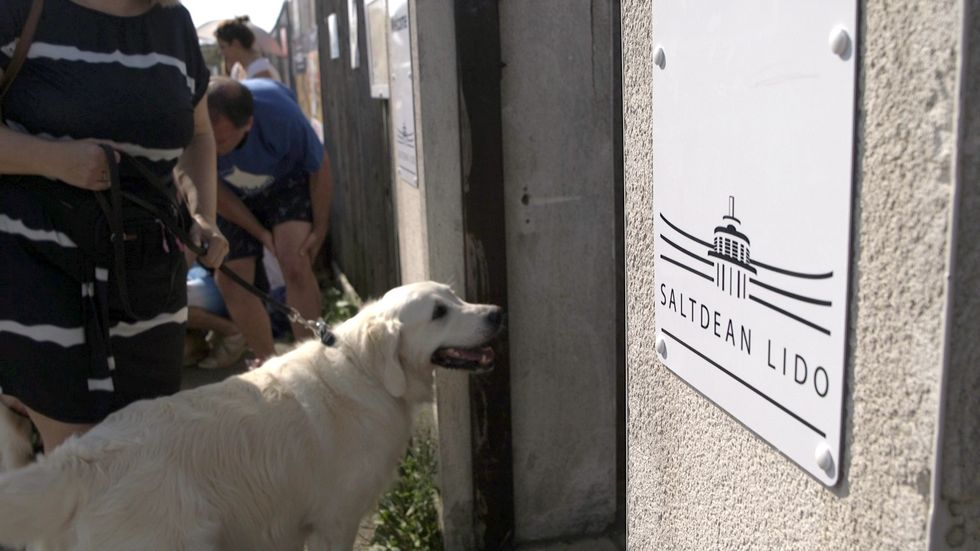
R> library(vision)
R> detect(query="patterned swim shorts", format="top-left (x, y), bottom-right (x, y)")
top-left (218, 169), bottom-right (313, 261)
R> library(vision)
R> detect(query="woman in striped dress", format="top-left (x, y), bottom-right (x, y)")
top-left (0, 0), bottom-right (228, 452)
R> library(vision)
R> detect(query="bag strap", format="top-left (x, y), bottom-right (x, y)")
top-left (0, 0), bottom-right (44, 108)
top-left (93, 145), bottom-right (139, 320)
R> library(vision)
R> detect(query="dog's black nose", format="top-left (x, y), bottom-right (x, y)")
top-left (487, 307), bottom-right (503, 328)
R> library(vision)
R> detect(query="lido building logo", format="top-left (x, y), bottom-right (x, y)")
top-left (656, 196), bottom-right (844, 440)
top-left (659, 196), bottom-right (833, 337)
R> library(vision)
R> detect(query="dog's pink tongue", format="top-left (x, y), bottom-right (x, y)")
top-left (444, 346), bottom-right (495, 365)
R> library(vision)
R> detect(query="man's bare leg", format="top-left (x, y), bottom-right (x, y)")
top-left (215, 257), bottom-right (275, 360)
top-left (187, 306), bottom-right (240, 337)
top-left (273, 221), bottom-right (322, 340)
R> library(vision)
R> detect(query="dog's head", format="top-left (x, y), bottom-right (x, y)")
top-left (339, 282), bottom-right (502, 401)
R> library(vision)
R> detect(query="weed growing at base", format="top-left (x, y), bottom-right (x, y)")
top-left (321, 284), bottom-right (359, 326)
top-left (371, 435), bottom-right (444, 550)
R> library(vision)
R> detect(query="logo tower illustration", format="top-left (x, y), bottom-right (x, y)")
top-left (707, 196), bottom-right (756, 299)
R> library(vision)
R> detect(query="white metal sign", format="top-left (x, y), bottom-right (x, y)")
top-left (651, 0), bottom-right (857, 486)
top-left (388, 0), bottom-right (418, 187)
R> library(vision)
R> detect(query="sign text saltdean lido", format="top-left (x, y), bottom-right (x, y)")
top-left (658, 281), bottom-right (830, 398)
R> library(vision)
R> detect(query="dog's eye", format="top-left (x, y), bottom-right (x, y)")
top-left (432, 304), bottom-right (448, 320)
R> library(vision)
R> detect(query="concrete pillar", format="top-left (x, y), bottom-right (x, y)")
top-left (409, 0), bottom-right (624, 548)
top-left (499, 0), bottom-right (620, 546)
top-left (412, 0), bottom-right (474, 548)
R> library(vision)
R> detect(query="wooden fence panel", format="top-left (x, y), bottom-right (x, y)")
top-left (316, 0), bottom-right (400, 299)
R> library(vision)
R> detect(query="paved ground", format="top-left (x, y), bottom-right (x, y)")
top-left (179, 339), bottom-right (295, 389)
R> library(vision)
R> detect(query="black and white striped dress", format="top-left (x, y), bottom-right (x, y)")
top-left (0, 0), bottom-right (210, 423)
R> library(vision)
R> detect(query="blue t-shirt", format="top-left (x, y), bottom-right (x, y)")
top-left (217, 79), bottom-right (324, 195)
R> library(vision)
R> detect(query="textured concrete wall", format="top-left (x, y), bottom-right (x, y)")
top-left (626, 0), bottom-right (973, 549)
top-left (936, 1), bottom-right (980, 548)
top-left (500, 0), bottom-right (619, 545)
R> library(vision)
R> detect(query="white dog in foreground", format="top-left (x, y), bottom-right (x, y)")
top-left (0, 282), bottom-right (501, 551)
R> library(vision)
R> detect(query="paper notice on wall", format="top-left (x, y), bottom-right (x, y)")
top-left (388, 0), bottom-right (417, 187)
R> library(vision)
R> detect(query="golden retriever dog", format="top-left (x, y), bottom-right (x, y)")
top-left (0, 281), bottom-right (501, 551)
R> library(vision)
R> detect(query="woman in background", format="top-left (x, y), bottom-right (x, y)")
top-left (215, 16), bottom-right (281, 81)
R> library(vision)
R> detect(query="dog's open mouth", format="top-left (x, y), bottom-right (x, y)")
top-left (431, 345), bottom-right (495, 371)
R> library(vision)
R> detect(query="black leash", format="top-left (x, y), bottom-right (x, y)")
top-left (97, 148), bottom-right (336, 346)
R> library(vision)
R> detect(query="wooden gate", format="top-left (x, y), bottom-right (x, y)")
top-left (316, 0), bottom-right (400, 298)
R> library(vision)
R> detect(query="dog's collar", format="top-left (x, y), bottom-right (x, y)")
top-left (289, 315), bottom-right (336, 347)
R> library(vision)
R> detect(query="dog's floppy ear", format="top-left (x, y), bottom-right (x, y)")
top-left (379, 319), bottom-right (406, 397)
top-left (395, 291), bottom-right (431, 326)
top-left (363, 317), bottom-right (406, 398)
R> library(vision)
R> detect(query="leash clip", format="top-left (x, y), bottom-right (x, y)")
top-left (314, 319), bottom-right (337, 346)
top-left (287, 309), bottom-right (336, 346)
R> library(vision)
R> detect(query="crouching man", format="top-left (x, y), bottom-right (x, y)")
top-left (207, 77), bottom-right (332, 362)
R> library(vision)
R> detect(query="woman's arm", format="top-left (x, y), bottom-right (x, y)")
top-left (0, 125), bottom-right (114, 190)
top-left (175, 98), bottom-right (228, 267)
top-left (176, 99), bottom-right (218, 220)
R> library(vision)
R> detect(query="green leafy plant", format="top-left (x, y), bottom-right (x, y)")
top-left (370, 435), bottom-right (444, 550)
top-left (321, 284), bottom-right (360, 326)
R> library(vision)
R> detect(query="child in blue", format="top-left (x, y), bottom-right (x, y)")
top-left (207, 77), bottom-right (332, 362)
top-left (185, 258), bottom-right (290, 369)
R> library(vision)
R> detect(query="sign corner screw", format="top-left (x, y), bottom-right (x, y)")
top-left (656, 336), bottom-right (668, 359)
top-left (829, 26), bottom-right (851, 58)
top-left (653, 45), bottom-right (667, 70)
top-left (814, 442), bottom-right (835, 474)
